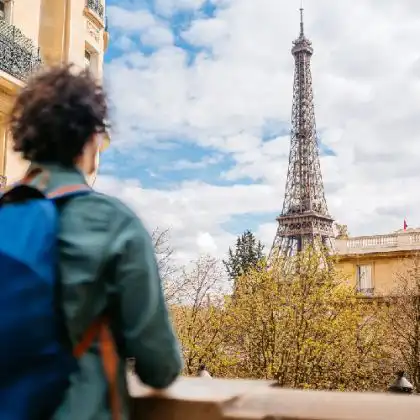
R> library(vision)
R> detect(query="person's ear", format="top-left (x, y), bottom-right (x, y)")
top-left (90, 132), bottom-right (103, 151)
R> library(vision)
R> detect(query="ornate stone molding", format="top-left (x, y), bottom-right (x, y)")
top-left (86, 19), bottom-right (100, 44)
top-left (83, 6), bottom-right (105, 30)
top-left (0, 174), bottom-right (7, 190)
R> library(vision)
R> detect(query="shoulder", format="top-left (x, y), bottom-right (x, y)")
top-left (61, 191), bottom-right (148, 237)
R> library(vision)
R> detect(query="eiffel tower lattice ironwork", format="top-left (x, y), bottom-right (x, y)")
top-left (269, 7), bottom-right (335, 262)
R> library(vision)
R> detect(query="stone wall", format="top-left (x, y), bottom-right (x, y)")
top-left (128, 375), bottom-right (420, 420)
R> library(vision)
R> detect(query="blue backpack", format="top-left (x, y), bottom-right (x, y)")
top-left (0, 178), bottom-right (93, 419)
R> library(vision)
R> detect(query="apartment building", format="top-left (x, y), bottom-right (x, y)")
top-left (0, 0), bottom-right (109, 187)
top-left (336, 228), bottom-right (420, 297)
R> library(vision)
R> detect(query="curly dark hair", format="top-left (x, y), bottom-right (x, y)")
top-left (9, 65), bottom-right (108, 166)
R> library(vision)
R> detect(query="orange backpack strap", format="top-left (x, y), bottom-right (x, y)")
top-left (47, 184), bottom-right (91, 200)
top-left (99, 324), bottom-right (122, 420)
top-left (73, 318), bottom-right (122, 420)
top-left (73, 319), bottom-right (102, 358)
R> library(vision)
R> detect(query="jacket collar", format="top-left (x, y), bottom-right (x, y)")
top-left (27, 163), bottom-right (88, 191)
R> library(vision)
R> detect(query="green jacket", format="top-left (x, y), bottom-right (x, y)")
top-left (28, 164), bottom-right (182, 420)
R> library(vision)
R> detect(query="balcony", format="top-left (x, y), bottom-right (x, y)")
top-left (357, 287), bottom-right (375, 297)
top-left (128, 376), bottom-right (420, 420)
top-left (86, 0), bottom-right (104, 19)
top-left (0, 20), bottom-right (42, 82)
top-left (336, 229), bottom-right (420, 256)
top-left (103, 16), bottom-right (110, 50)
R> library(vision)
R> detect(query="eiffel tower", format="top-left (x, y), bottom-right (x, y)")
top-left (269, 6), bottom-right (335, 263)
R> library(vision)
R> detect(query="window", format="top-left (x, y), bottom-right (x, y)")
top-left (0, 1), bottom-right (5, 20)
top-left (0, 0), bottom-right (11, 22)
top-left (84, 50), bottom-right (91, 69)
top-left (84, 48), bottom-right (99, 77)
top-left (357, 265), bottom-right (374, 295)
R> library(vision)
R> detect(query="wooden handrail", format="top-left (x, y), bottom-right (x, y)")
top-left (128, 375), bottom-right (420, 420)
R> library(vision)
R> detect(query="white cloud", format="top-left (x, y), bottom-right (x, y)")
top-left (142, 26), bottom-right (174, 47)
top-left (107, 7), bottom-right (156, 32)
top-left (154, 0), bottom-right (207, 17)
top-left (162, 154), bottom-right (224, 171)
top-left (114, 35), bottom-right (136, 52)
top-left (196, 232), bottom-right (218, 254)
top-left (104, 0), bottom-right (420, 263)
top-left (183, 18), bottom-right (229, 46)
top-left (107, 6), bottom-right (174, 49)
top-left (95, 175), bottom-right (280, 263)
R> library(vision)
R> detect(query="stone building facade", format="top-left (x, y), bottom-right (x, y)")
top-left (0, 0), bottom-right (109, 188)
top-left (336, 228), bottom-right (420, 296)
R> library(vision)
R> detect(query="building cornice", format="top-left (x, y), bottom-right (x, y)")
top-left (0, 73), bottom-right (23, 115)
top-left (336, 249), bottom-right (419, 263)
top-left (83, 7), bottom-right (105, 30)
top-left (0, 71), bottom-right (24, 95)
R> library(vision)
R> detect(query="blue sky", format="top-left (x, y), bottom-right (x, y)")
top-left (96, 0), bottom-right (420, 263)
top-left (100, 0), bottom-right (297, 256)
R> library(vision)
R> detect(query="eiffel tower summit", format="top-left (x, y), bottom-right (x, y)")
top-left (269, 6), bottom-right (335, 261)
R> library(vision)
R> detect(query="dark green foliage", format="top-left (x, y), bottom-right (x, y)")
top-left (223, 230), bottom-right (265, 281)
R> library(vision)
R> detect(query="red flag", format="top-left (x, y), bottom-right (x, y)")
top-left (404, 219), bottom-right (408, 231)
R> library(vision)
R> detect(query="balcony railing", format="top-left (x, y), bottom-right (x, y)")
top-left (129, 377), bottom-right (420, 420)
top-left (336, 231), bottom-right (420, 255)
top-left (358, 287), bottom-right (375, 297)
top-left (348, 235), bottom-right (398, 249)
top-left (0, 20), bottom-right (42, 81)
top-left (86, 0), bottom-right (104, 19)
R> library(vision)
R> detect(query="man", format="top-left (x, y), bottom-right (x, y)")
top-left (7, 66), bottom-right (182, 419)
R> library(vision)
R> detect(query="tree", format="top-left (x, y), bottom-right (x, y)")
top-left (151, 228), bottom-right (176, 283)
top-left (170, 256), bottom-right (230, 376)
top-left (386, 254), bottom-right (420, 392)
top-left (151, 227), bottom-right (189, 305)
top-left (335, 223), bottom-right (349, 239)
top-left (152, 227), bottom-right (394, 390)
top-left (224, 247), bottom-right (389, 390)
top-left (223, 230), bottom-right (265, 282)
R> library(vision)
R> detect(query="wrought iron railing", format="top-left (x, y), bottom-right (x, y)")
top-left (86, 0), bottom-right (104, 19)
top-left (0, 20), bottom-right (42, 81)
